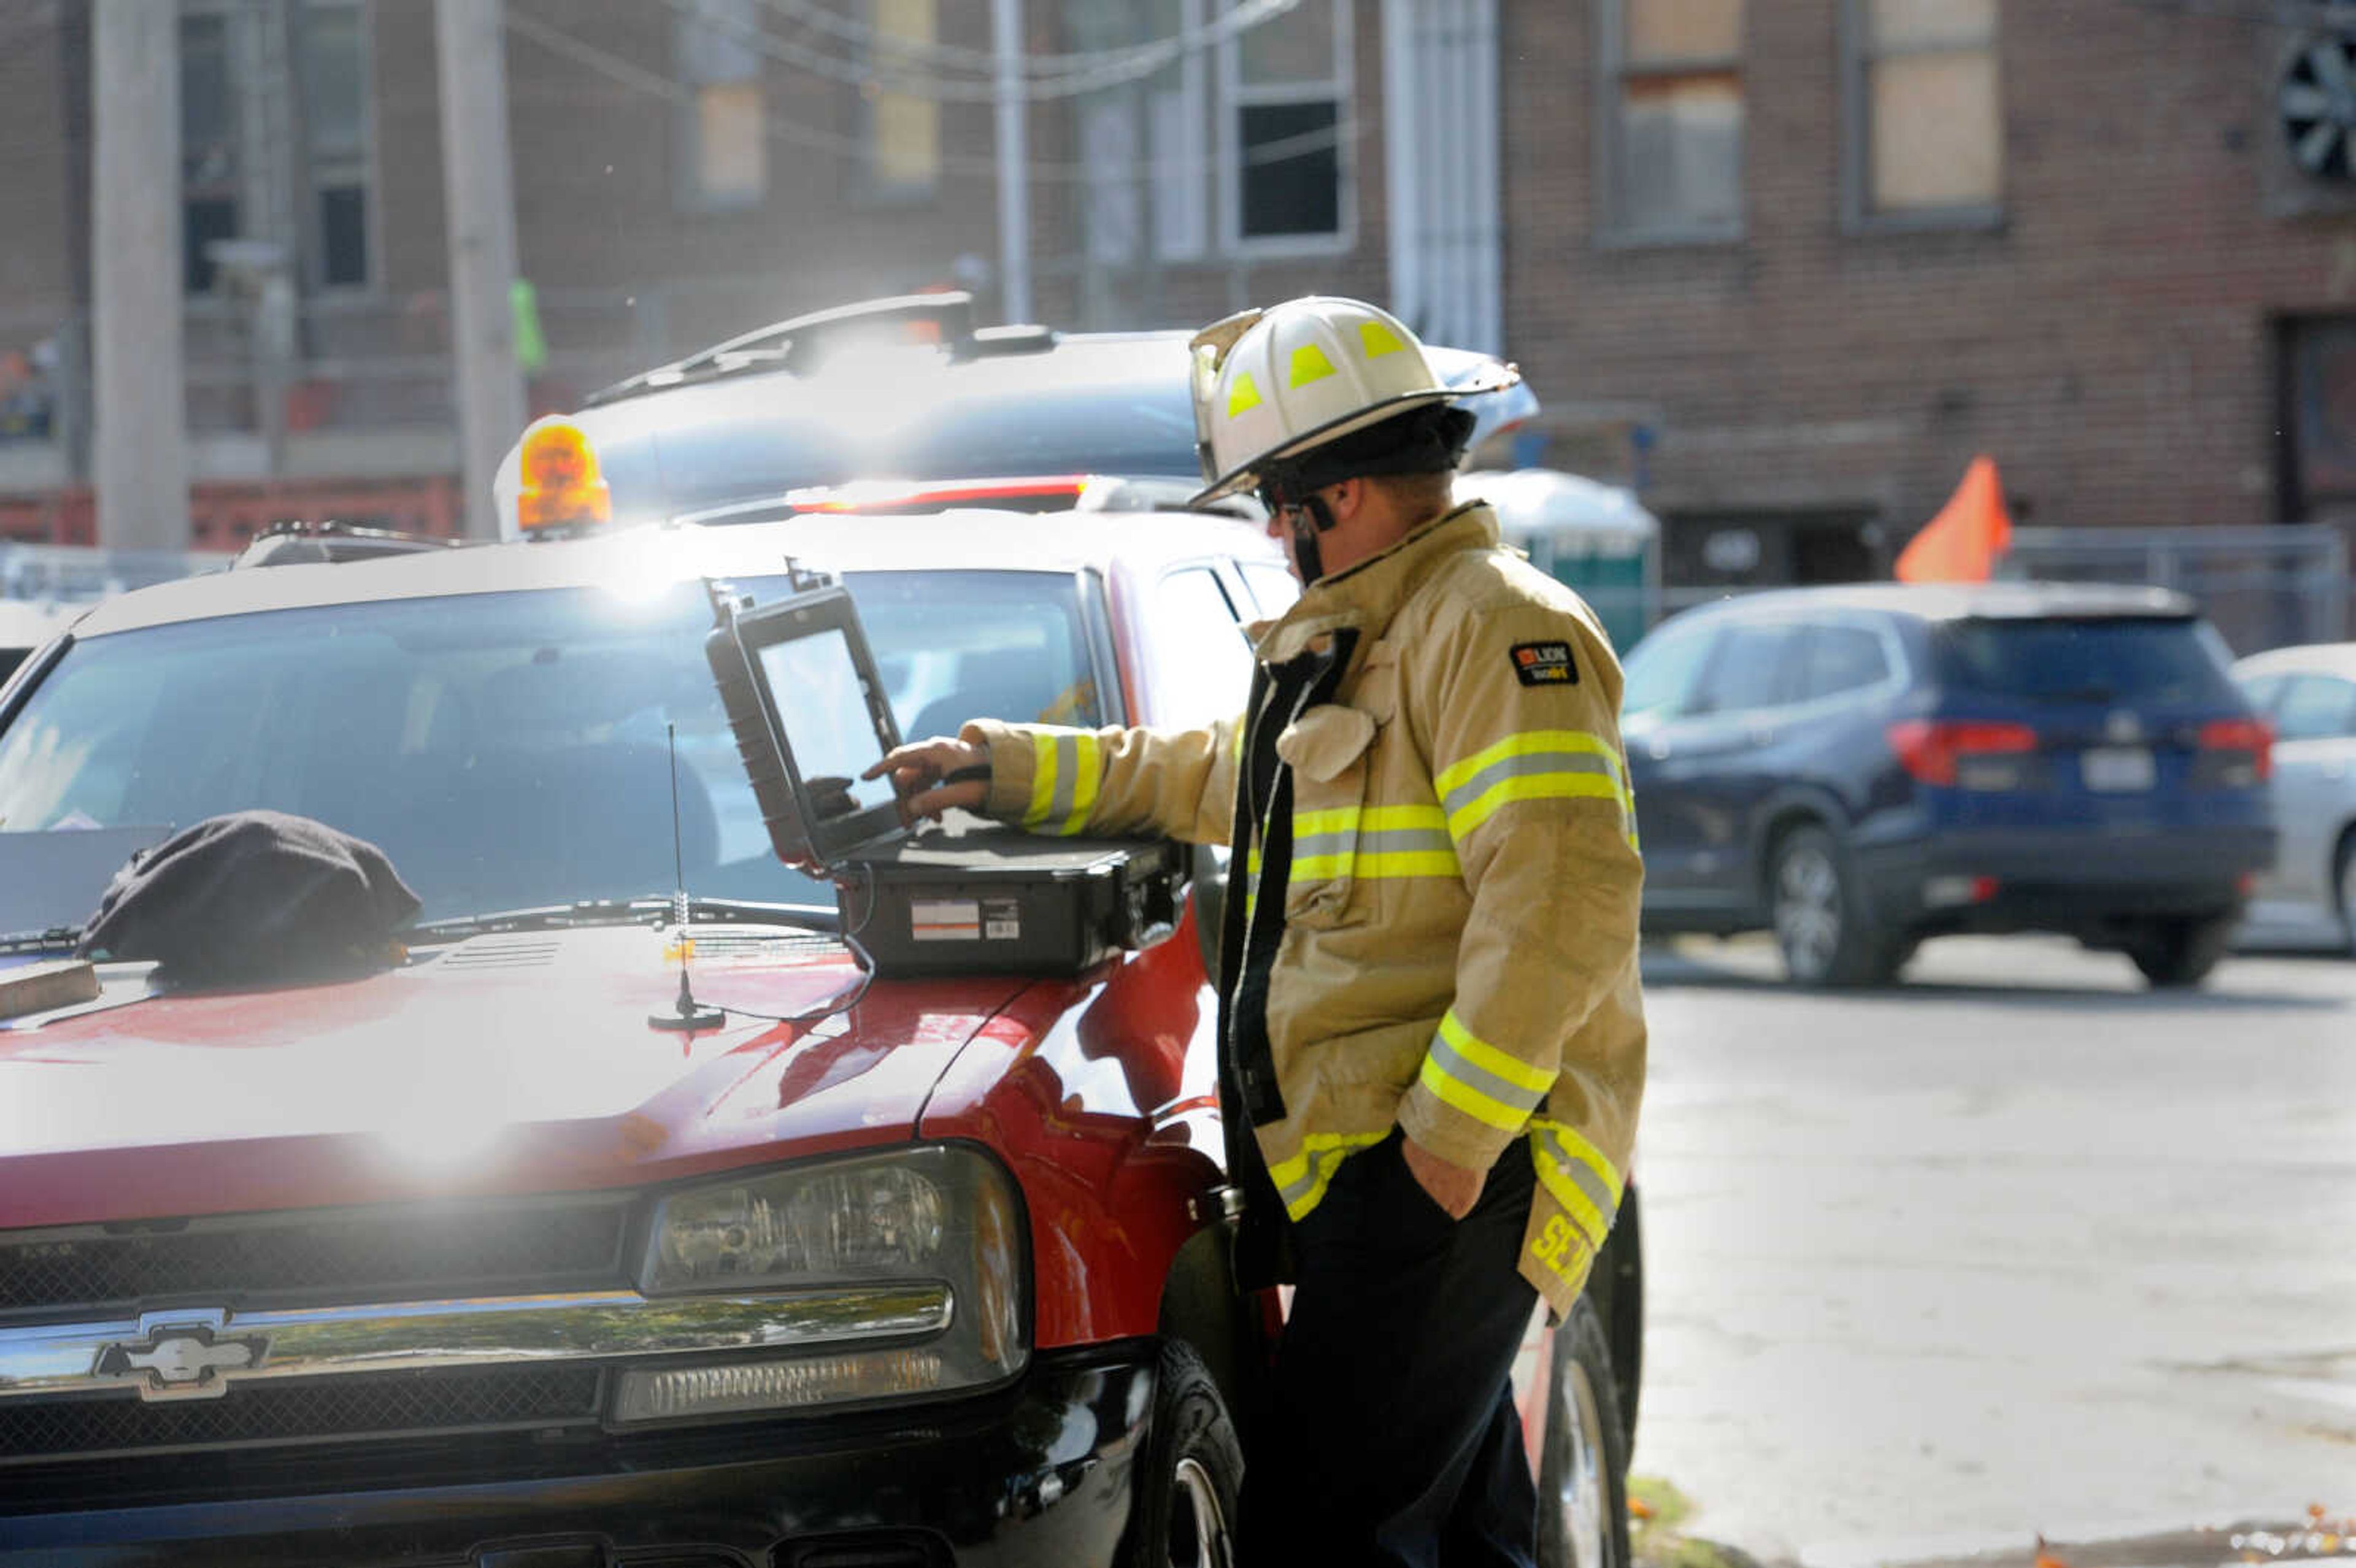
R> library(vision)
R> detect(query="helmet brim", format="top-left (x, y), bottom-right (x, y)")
top-left (1188, 362), bottom-right (1522, 507)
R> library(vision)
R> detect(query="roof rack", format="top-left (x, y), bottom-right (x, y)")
top-left (232, 520), bottom-right (474, 569)
top-left (585, 291), bottom-right (987, 408)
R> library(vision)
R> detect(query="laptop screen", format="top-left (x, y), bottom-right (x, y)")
top-left (755, 628), bottom-right (896, 826)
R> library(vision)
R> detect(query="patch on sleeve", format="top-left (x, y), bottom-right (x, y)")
top-left (1510, 640), bottom-right (1579, 687)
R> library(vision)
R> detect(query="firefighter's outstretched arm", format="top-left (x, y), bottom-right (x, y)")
top-left (869, 717), bottom-right (1241, 847)
top-left (1392, 600), bottom-right (1647, 1243)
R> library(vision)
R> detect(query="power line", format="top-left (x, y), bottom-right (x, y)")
top-left (662, 0), bottom-right (1307, 102)
top-left (747, 0), bottom-right (1216, 77)
top-left (504, 4), bottom-right (1360, 183)
top-left (747, 0), bottom-right (1302, 80)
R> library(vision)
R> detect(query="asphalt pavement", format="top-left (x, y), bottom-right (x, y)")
top-left (1631, 933), bottom-right (2356, 1568)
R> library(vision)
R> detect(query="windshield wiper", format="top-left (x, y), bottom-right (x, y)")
top-left (409, 896), bottom-right (838, 942)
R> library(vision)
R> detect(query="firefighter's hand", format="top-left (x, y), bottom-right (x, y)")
top-left (1402, 1136), bottom-right (1482, 1221)
top-left (866, 736), bottom-right (990, 824)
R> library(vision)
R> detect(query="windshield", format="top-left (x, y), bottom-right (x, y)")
top-left (0, 571), bottom-right (1101, 923)
top-left (1932, 617), bottom-right (2240, 706)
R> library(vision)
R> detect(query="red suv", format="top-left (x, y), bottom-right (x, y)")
top-left (0, 436), bottom-right (1635, 1566)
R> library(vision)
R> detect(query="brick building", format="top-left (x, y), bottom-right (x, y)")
top-left (0, 0), bottom-right (2352, 591)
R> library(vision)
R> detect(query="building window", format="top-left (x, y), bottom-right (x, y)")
top-left (1074, 0), bottom-right (1208, 276)
top-left (1601, 0), bottom-right (1745, 242)
top-left (864, 0), bottom-right (940, 201)
top-left (1845, 0), bottom-right (2002, 224)
top-left (295, 1), bottom-right (373, 289)
top-left (180, 1), bottom-right (376, 294)
top-left (180, 10), bottom-right (241, 294)
top-left (1222, 0), bottom-right (1350, 249)
top-left (676, 0), bottom-right (768, 211)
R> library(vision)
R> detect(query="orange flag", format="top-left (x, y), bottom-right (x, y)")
top-left (1896, 456), bottom-right (2012, 583)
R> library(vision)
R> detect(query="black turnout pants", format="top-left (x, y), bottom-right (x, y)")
top-left (1241, 1129), bottom-right (1541, 1567)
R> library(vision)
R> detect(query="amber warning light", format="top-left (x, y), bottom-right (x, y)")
top-left (515, 417), bottom-right (612, 533)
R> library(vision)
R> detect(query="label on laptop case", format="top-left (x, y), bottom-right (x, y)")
top-left (910, 899), bottom-right (982, 941)
top-left (982, 897), bottom-right (1022, 941)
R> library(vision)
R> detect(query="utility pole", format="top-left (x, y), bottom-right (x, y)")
top-left (434, 0), bottom-right (526, 540)
top-left (91, 0), bottom-right (188, 551)
top-left (992, 0), bottom-right (1032, 324)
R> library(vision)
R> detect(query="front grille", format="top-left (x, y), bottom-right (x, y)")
top-left (776, 1536), bottom-right (951, 1568)
top-left (0, 1364), bottom-right (604, 1463)
top-left (0, 1197), bottom-right (631, 1314)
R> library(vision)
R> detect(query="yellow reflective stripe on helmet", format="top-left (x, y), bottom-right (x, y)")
top-left (1267, 1131), bottom-right (1389, 1220)
top-left (1226, 372), bottom-right (1263, 418)
top-left (1022, 730), bottom-right (1101, 835)
top-left (1419, 1010), bottom-right (1555, 1132)
top-left (1529, 1118), bottom-right (1624, 1250)
top-left (1290, 342), bottom-right (1338, 387)
top-left (1436, 730), bottom-right (1635, 843)
top-left (1359, 319), bottom-right (1407, 358)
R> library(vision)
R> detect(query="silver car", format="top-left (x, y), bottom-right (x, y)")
top-left (2233, 643), bottom-right (2356, 950)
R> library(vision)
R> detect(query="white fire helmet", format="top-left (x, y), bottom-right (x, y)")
top-left (1188, 296), bottom-right (1519, 505)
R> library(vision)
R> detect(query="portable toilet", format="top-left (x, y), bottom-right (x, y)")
top-left (1458, 469), bottom-right (1660, 651)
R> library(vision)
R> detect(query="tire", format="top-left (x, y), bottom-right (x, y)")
top-left (1538, 1297), bottom-right (1633, 1568)
top-left (1768, 824), bottom-right (1909, 987)
top-left (2126, 913), bottom-right (2236, 988)
top-left (2336, 833), bottom-right (2356, 956)
top-left (1120, 1339), bottom-right (1242, 1568)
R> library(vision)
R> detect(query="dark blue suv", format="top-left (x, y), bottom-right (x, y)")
top-left (1620, 583), bottom-right (2277, 988)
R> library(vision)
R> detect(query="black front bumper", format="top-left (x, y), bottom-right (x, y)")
top-left (0, 1345), bottom-right (1155, 1568)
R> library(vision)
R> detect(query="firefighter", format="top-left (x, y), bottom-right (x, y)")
top-left (868, 296), bottom-right (1646, 1565)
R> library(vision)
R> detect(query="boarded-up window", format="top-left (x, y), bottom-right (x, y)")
top-left (676, 0), bottom-right (766, 210)
top-left (1855, 0), bottom-right (2001, 217)
top-left (1607, 0), bottom-right (1744, 239)
top-left (866, 0), bottom-right (940, 200)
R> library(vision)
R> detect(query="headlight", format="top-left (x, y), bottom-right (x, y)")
top-left (614, 1144), bottom-right (1027, 1424)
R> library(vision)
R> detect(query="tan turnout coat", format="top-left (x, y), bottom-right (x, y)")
top-left (964, 503), bottom-right (1646, 1316)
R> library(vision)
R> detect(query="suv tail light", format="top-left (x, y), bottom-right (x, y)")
top-left (1887, 720), bottom-right (2038, 788)
top-left (2196, 717), bottom-right (2273, 784)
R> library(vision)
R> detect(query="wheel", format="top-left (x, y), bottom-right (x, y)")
top-left (1768, 824), bottom-right (1908, 986)
top-left (1120, 1339), bottom-right (1242, 1568)
top-left (1538, 1297), bottom-right (1632, 1568)
top-left (2126, 913), bottom-right (2236, 988)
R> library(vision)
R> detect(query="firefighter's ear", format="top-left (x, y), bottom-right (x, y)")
top-left (1322, 477), bottom-right (1366, 525)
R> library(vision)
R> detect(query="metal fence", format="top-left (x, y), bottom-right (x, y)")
top-left (0, 544), bottom-right (234, 604)
top-left (1998, 526), bottom-right (2352, 655)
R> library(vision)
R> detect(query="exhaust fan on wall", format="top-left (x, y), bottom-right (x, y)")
top-left (2282, 32), bottom-right (2356, 182)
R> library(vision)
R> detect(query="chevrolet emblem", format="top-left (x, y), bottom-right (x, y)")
top-left (91, 1310), bottom-right (269, 1401)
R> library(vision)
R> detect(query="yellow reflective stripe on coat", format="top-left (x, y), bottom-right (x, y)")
top-left (1022, 731), bottom-right (1102, 835)
top-left (1418, 1009), bottom-right (1557, 1133)
top-left (1267, 1131), bottom-right (1390, 1220)
top-left (1529, 1116), bottom-right (1624, 1250)
top-left (1289, 803), bottom-right (1463, 883)
top-left (1434, 730), bottom-right (1636, 846)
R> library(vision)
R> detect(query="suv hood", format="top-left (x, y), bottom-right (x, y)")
top-left (0, 926), bottom-right (1026, 1230)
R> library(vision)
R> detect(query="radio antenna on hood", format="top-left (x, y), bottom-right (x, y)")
top-left (651, 720), bottom-right (723, 1032)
